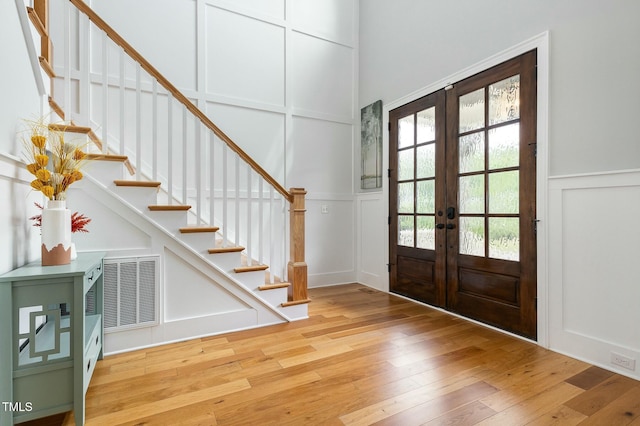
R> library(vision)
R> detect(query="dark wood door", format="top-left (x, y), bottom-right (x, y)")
top-left (389, 51), bottom-right (537, 339)
top-left (389, 90), bottom-right (447, 307)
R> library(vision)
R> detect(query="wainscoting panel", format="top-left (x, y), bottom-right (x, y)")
top-left (548, 169), bottom-right (640, 379)
top-left (356, 194), bottom-right (386, 291)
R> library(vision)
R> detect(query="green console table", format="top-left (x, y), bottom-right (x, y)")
top-left (0, 252), bottom-right (105, 425)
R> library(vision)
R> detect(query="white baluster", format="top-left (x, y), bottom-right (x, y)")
top-left (101, 34), bottom-right (108, 154)
top-left (195, 120), bottom-right (202, 226)
top-left (258, 178), bottom-right (264, 267)
top-left (182, 106), bottom-right (187, 205)
top-left (209, 132), bottom-right (215, 228)
top-left (222, 144), bottom-right (228, 247)
top-left (234, 155), bottom-right (240, 247)
top-left (152, 79), bottom-right (158, 181)
top-left (246, 165), bottom-right (252, 264)
top-left (119, 48), bottom-right (125, 156)
top-left (167, 93), bottom-right (173, 204)
top-left (269, 187), bottom-right (275, 284)
top-left (135, 64), bottom-right (141, 181)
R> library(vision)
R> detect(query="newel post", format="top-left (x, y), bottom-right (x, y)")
top-left (287, 188), bottom-right (309, 302)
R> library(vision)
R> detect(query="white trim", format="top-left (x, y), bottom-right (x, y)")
top-left (14, 0), bottom-right (47, 97)
top-left (381, 32), bottom-right (550, 347)
top-left (549, 167), bottom-right (640, 182)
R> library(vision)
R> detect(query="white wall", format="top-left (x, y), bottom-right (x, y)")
top-left (0, 0), bottom-right (47, 275)
top-left (81, 0), bottom-right (360, 286)
top-left (358, 0), bottom-right (640, 379)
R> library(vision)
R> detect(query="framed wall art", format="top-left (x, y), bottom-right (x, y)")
top-left (360, 100), bottom-right (383, 190)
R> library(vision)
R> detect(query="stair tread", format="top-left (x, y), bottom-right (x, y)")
top-left (281, 298), bottom-right (312, 307)
top-left (208, 246), bottom-right (244, 254)
top-left (235, 265), bottom-right (269, 273)
top-left (39, 56), bottom-right (55, 78)
top-left (48, 97), bottom-right (65, 121)
top-left (115, 180), bottom-right (161, 188)
top-left (85, 153), bottom-right (128, 162)
top-left (48, 123), bottom-right (91, 134)
top-left (27, 7), bottom-right (47, 37)
top-left (148, 205), bottom-right (191, 211)
top-left (259, 283), bottom-right (291, 291)
top-left (180, 227), bottom-right (219, 233)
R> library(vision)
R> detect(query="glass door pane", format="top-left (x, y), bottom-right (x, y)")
top-left (457, 74), bottom-right (521, 261)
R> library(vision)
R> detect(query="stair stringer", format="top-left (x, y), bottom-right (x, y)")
top-left (68, 174), bottom-right (305, 355)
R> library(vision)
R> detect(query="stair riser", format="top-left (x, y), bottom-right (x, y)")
top-left (114, 186), bottom-right (158, 211)
top-left (85, 161), bottom-right (125, 183)
top-left (232, 270), bottom-right (268, 287)
top-left (177, 233), bottom-right (218, 252)
top-left (206, 251), bottom-right (243, 273)
top-left (278, 303), bottom-right (308, 319)
top-left (257, 287), bottom-right (288, 306)
top-left (146, 210), bottom-right (189, 230)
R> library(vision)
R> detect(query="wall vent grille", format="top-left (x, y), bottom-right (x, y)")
top-left (103, 256), bottom-right (159, 332)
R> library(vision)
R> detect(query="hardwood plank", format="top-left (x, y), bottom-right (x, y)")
top-left (422, 400), bottom-right (497, 426)
top-left (477, 381), bottom-right (584, 425)
top-left (480, 355), bottom-right (589, 412)
top-left (564, 374), bottom-right (639, 416)
top-left (339, 376), bottom-right (491, 425)
top-left (87, 379), bottom-right (251, 425)
top-left (573, 384), bottom-right (640, 425)
top-left (527, 405), bottom-right (587, 425)
top-left (565, 365), bottom-right (616, 390)
top-left (373, 381), bottom-right (498, 426)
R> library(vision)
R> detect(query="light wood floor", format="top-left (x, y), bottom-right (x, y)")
top-left (22, 284), bottom-right (640, 425)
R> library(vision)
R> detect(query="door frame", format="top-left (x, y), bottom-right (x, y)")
top-left (381, 32), bottom-right (550, 347)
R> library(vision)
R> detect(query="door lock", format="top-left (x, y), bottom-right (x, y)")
top-left (447, 207), bottom-right (456, 220)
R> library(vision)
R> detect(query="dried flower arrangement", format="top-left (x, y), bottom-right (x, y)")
top-left (29, 202), bottom-right (91, 233)
top-left (23, 117), bottom-right (88, 201)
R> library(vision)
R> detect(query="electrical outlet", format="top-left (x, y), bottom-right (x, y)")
top-left (611, 352), bottom-right (636, 371)
top-left (321, 205), bottom-right (329, 214)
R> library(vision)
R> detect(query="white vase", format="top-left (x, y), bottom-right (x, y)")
top-left (41, 199), bottom-right (72, 266)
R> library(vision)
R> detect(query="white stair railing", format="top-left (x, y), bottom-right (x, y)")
top-left (50, 0), bottom-right (307, 295)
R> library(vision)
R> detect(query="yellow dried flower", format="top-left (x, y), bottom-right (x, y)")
top-left (31, 135), bottom-right (47, 149)
top-left (26, 163), bottom-right (39, 175)
top-left (35, 169), bottom-right (51, 181)
top-left (41, 185), bottom-right (54, 199)
top-left (35, 154), bottom-right (49, 168)
top-left (23, 117), bottom-right (93, 200)
top-left (30, 180), bottom-right (44, 191)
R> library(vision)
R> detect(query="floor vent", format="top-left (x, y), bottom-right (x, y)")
top-left (103, 256), bottom-right (159, 332)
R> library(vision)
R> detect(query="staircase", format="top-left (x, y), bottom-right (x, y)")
top-left (21, 0), bottom-right (309, 353)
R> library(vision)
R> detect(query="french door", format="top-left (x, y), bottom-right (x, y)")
top-left (389, 51), bottom-right (537, 339)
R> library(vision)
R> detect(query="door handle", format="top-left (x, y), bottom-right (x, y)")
top-left (447, 207), bottom-right (455, 220)
top-left (446, 224), bottom-right (456, 230)
top-left (436, 223), bottom-right (445, 229)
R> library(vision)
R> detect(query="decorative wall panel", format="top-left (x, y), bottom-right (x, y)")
top-left (205, 6), bottom-right (285, 107)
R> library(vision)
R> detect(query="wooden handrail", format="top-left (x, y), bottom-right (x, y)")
top-left (69, 0), bottom-right (292, 203)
